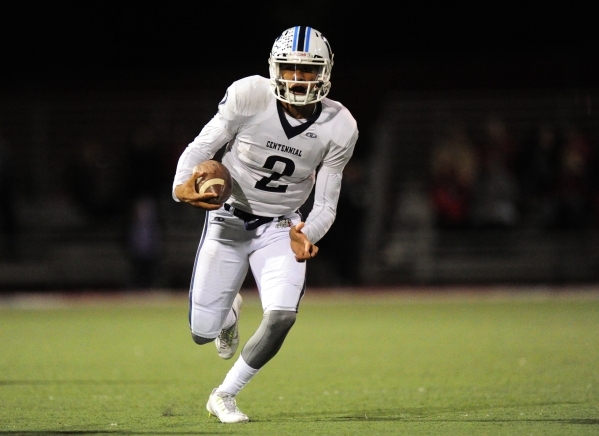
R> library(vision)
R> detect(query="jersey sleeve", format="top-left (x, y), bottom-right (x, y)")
top-left (217, 76), bottom-right (270, 133)
top-left (171, 88), bottom-right (237, 201)
top-left (172, 76), bottom-right (271, 202)
top-left (302, 122), bottom-right (359, 243)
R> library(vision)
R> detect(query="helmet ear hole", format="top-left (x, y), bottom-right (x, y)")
top-left (268, 26), bottom-right (333, 105)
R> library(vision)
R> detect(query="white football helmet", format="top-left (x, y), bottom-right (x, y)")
top-left (268, 26), bottom-right (334, 105)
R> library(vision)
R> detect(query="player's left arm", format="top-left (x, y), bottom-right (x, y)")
top-left (289, 164), bottom-right (346, 262)
top-left (299, 165), bottom-right (344, 245)
top-left (290, 221), bottom-right (319, 262)
top-left (298, 122), bottom-right (359, 245)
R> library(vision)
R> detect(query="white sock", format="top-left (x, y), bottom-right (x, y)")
top-left (222, 307), bottom-right (237, 330)
top-left (217, 357), bottom-right (259, 396)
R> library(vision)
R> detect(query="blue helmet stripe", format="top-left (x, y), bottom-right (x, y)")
top-left (295, 25), bottom-right (307, 53)
top-left (292, 26), bottom-right (300, 51)
top-left (304, 27), bottom-right (312, 51)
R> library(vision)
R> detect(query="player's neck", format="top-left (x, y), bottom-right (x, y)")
top-left (281, 102), bottom-right (317, 120)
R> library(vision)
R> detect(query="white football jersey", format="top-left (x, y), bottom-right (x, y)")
top-left (173, 75), bottom-right (359, 242)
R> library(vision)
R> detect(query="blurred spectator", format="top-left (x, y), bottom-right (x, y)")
top-left (470, 115), bottom-right (520, 229)
top-left (429, 121), bottom-right (478, 229)
top-left (64, 136), bottom-right (128, 221)
top-left (125, 125), bottom-right (168, 202)
top-left (592, 139), bottom-right (599, 229)
top-left (315, 158), bottom-right (367, 285)
top-left (126, 195), bottom-right (164, 289)
top-left (554, 125), bottom-right (594, 229)
top-left (477, 114), bottom-right (519, 172)
top-left (122, 125), bottom-right (168, 288)
top-left (0, 128), bottom-right (17, 260)
top-left (516, 121), bottom-right (561, 228)
top-left (169, 123), bottom-right (193, 177)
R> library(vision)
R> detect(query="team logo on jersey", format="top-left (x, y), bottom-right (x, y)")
top-left (213, 217), bottom-right (225, 222)
top-left (305, 132), bottom-right (317, 138)
top-left (276, 218), bottom-right (293, 228)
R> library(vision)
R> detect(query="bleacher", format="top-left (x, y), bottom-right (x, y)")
top-left (1, 87), bottom-right (598, 289)
top-left (359, 89), bottom-right (599, 285)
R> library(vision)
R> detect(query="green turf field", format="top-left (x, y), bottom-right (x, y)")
top-left (1, 288), bottom-right (598, 435)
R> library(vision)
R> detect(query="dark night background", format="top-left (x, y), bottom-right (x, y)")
top-left (4, 1), bottom-right (597, 156)
top-left (1, 2), bottom-right (598, 290)
top-left (5, 2), bottom-right (597, 93)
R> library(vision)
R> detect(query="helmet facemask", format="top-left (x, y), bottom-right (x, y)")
top-left (268, 26), bottom-right (333, 105)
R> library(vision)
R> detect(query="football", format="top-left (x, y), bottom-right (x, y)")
top-left (192, 160), bottom-right (233, 204)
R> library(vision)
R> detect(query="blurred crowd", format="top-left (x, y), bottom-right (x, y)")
top-left (429, 115), bottom-right (599, 231)
top-left (60, 124), bottom-right (184, 288)
top-left (2, 112), bottom-right (598, 288)
top-left (0, 127), bottom-right (17, 261)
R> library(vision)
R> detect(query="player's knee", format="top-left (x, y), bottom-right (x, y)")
top-left (191, 332), bottom-right (215, 345)
top-left (267, 310), bottom-right (297, 332)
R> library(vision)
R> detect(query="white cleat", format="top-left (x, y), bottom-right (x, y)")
top-left (206, 388), bottom-right (249, 423)
top-left (215, 294), bottom-right (242, 359)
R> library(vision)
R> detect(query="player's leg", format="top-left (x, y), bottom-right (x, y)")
top-left (207, 216), bottom-right (305, 423)
top-left (243, 234), bottom-right (305, 368)
top-left (189, 209), bottom-right (249, 345)
top-left (241, 310), bottom-right (297, 367)
top-left (215, 230), bottom-right (305, 394)
top-left (214, 292), bottom-right (243, 359)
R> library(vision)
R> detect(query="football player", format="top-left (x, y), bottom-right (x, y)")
top-left (172, 25), bottom-right (359, 423)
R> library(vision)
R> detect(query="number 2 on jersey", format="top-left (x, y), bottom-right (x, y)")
top-left (254, 156), bottom-right (295, 193)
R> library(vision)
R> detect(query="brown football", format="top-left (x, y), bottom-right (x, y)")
top-left (193, 160), bottom-right (233, 204)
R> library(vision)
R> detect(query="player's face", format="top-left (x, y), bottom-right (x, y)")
top-left (280, 63), bottom-right (320, 96)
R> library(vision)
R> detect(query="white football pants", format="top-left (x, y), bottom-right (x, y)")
top-left (189, 207), bottom-right (306, 339)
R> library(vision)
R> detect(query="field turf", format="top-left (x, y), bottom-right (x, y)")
top-left (1, 287), bottom-right (598, 435)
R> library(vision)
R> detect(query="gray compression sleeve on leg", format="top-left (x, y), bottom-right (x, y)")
top-left (241, 310), bottom-right (296, 370)
top-left (191, 333), bottom-right (215, 345)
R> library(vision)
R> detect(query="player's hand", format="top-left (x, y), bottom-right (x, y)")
top-left (289, 222), bottom-right (319, 262)
top-left (174, 171), bottom-right (222, 210)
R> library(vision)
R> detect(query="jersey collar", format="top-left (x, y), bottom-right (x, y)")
top-left (276, 100), bottom-right (322, 140)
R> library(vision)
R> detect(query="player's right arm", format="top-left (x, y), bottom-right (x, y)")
top-left (173, 169), bottom-right (221, 210)
top-left (172, 78), bottom-right (255, 205)
top-left (172, 119), bottom-right (233, 203)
